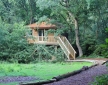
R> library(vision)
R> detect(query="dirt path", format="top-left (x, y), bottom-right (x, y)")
top-left (67, 58), bottom-right (108, 65)
top-left (44, 65), bottom-right (108, 85)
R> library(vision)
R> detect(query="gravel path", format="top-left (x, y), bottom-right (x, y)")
top-left (0, 76), bottom-right (40, 83)
top-left (44, 65), bottom-right (108, 85)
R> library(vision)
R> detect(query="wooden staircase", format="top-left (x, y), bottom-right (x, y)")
top-left (57, 36), bottom-right (76, 60)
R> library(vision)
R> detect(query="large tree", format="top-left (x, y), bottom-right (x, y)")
top-left (36, 0), bottom-right (84, 57)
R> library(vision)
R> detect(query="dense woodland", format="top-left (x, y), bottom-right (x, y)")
top-left (0, 0), bottom-right (108, 63)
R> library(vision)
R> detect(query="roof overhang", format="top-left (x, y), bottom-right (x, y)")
top-left (26, 22), bottom-right (56, 29)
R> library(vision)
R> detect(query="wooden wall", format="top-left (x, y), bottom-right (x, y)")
top-left (32, 28), bottom-right (38, 36)
top-left (28, 28), bottom-right (56, 43)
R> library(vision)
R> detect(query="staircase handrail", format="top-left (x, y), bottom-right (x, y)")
top-left (57, 37), bottom-right (70, 59)
top-left (60, 36), bottom-right (76, 59)
top-left (64, 37), bottom-right (76, 53)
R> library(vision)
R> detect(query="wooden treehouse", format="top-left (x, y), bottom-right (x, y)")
top-left (26, 22), bottom-right (76, 60)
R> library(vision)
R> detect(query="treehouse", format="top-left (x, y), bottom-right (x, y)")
top-left (26, 22), bottom-right (76, 60)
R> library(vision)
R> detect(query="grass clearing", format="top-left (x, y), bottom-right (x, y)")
top-left (0, 62), bottom-right (92, 85)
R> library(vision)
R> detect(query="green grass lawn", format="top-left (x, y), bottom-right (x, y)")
top-left (0, 62), bottom-right (92, 85)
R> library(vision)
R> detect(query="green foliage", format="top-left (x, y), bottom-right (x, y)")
top-left (0, 20), bottom-right (65, 63)
top-left (81, 35), bottom-right (96, 56)
top-left (0, 22), bottom-right (36, 63)
top-left (0, 0), bottom-right (108, 60)
top-left (36, 0), bottom-right (108, 57)
top-left (33, 45), bottom-right (65, 63)
top-left (36, 0), bottom-right (60, 11)
top-left (91, 63), bottom-right (108, 85)
top-left (91, 74), bottom-right (108, 85)
top-left (94, 28), bottom-right (108, 58)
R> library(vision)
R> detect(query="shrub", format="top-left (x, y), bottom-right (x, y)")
top-left (91, 64), bottom-right (108, 85)
top-left (81, 35), bottom-right (97, 56)
top-left (0, 22), bottom-right (36, 63)
top-left (91, 74), bottom-right (108, 85)
top-left (94, 28), bottom-right (108, 58)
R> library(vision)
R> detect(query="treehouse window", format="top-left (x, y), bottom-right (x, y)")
top-left (38, 29), bottom-right (44, 36)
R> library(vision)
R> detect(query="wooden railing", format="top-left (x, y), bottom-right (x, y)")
top-left (57, 36), bottom-right (76, 60)
top-left (57, 37), bottom-right (70, 60)
top-left (27, 36), bottom-right (57, 43)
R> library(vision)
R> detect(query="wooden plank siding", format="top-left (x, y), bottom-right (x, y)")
top-left (32, 28), bottom-right (38, 36)
top-left (27, 27), bottom-right (58, 45)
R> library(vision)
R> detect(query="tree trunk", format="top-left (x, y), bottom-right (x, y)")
top-left (74, 19), bottom-right (83, 57)
top-left (67, 10), bottom-right (83, 57)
